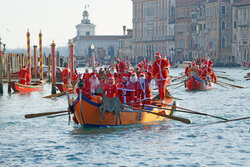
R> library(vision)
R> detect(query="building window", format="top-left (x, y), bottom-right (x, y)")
top-left (221, 36), bottom-right (226, 49)
top-left (204, 24), bottom-right (206, 30)
top-left (221, 21), bottom-right (226, 30)
top-left (221, 6), bottom-right (226, 15)
top-left (86, 31), bottom-right (90, 36)
top-left (234, 21), bottom-right (237, 28)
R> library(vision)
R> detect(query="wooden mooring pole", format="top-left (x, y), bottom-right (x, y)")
top-left (51, 41), bottom-right (56, 94)
top-left (7, 54), bottom-right (11, 93)
top-left (0, 39), bottom-right (4, 94)
top-left (39, 31), bottom-right (43, 80)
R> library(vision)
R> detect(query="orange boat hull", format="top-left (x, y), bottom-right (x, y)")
top-left (10, 80), bottom-right (45, 92)
top-left (73, 95), bottom-right (175, 127)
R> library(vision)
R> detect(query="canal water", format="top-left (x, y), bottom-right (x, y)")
top-left (0, 68), bottom-right (249, 166)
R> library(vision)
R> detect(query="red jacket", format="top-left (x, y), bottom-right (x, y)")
top-left (204, 59), bottom-right (213, 67)
top-left (136, 72), bottom-right (153, 101)
top-left (82, 73), bottom-right (90, 82)
top-left (71, 73), bottom-right (77, 82)
top-left (116, 61), bottom-right (126, 74)
top-left (104, 83), bottom-right (117, 98)
top-left (62, 68), bottom-right (69, 80)
top-left (152, 58), bottom-right (170, 80)
top-left (117, 81), bottom-right (135, 104)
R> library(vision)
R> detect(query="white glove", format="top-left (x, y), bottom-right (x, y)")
top-left (91, 89), bottom-right (95, 94)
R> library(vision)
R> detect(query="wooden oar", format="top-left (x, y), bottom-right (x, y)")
top-left (43, 90), bottom-right (74, 98)
top-left (213, 82), bottom-right (228, 89)
top-left (218, 81), bottom-right (244, 89)
top-left (173, 83), bottom-right (184, 89)
top-left (25, 110), bottom-right (68, 118)
top-left (134, 104), bottom-right (228, 121)
top-left (47, 113), bottom-right (68, 118)
top-left (191, 117), bottom-right (250, 127)
top-left (217, 75), bottom-right (235, 82)
top-left (167, 81), bottom-right (184, 87)
top-left (214, 70), bottom-right (226, 74)
top-left (123, 104), bottom-right (191, 124)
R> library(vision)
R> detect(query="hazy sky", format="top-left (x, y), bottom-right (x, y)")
top-left (0, 0), bottom-right (132, 49)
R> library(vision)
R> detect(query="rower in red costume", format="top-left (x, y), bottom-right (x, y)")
top-left (71, 70), bottom-right (78, 84)
top-left (82, 68), bottom-right (90, 83)
top-left (199, 65), bottom-right (208, 80)
top-left (136, 71), bottom-right (153, 105)
top-left (117, 75), bottom-right (135, 104)
top-left (152, 52), bottom-right (170, 103)
top-left (19, 65), bottom-right (27, 84)
top-left (185, 63), bottom-right (192, 77)
top-left (104, 75), bottom-right (117, 98)
top-left (204, 56), bottom-right (213, 67)
top-left (62, 64), bottom-right (69, 84)
top-left (25, 68), bottom-right (32, 85)
top-left (115, 58), bottom-right (126, 74)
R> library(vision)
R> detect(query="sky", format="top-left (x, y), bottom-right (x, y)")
top-left (0, 0), bottom-right (132, 49)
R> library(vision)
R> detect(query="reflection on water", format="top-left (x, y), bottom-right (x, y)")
top-left (0, 68), bottom-right (249, 166)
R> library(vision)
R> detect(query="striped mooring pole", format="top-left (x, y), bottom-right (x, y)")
top-left (69, 40), bottom-right (74, 82)
top-left (39, 31), bottom-right (43, 80)
top-left (27, 29), bottom-right (31, 73)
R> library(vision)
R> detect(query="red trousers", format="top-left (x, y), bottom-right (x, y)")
top-left (156, 79), bottom-right (167, 100)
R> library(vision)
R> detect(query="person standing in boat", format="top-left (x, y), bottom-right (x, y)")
top-left (204, 56), bottom-right (213, 67)
top-left (136, 71), bottom-right (153, 105)
top-left (19, 65), bottom-right (27, 84)
top-left (25, 68), bottom-right (32, 85)
top-left (62, 64), bottom-right (69, 85)
top-left (104, 75), bottom-right (117, 98)
top-left (82, 68), bottom-right (90, 83)
top-left (117, 75), bottom-right (135, 105)
top-left (115, 58), bottom-right (126, 74)
top-left (152, 52), bottom-right (170, 103)
top-left (71, 70), bottom-right (78, 85)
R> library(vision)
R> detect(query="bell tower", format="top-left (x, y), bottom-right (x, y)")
top-left (76, 5), bottom-right (96, 37)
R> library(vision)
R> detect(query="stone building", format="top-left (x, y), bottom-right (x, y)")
top-left (71, 9), bottom-right (124, 66)
top-left (118, 27), bottom-right (133, 63)
top-left (132, 0), bottom-right (176, 63)
top-left (232, 0), bottom-right (250, 65)
top-left (175, 0), bottom-right (201, 63)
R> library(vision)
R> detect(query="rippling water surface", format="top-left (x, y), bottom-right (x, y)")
top-left (0, 68), bottom-right (249, 166)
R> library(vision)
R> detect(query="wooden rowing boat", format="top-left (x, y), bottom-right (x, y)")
top-left (55, 83), bottom-right (73, 92)
top-left (9, 80), bottom-right (45, 92)
top-left (184, 75), bottom-right (213, 90)
top-left (72, 94), bottom-right (175, 127)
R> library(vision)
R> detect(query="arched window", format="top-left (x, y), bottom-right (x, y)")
top-left (221, 21), bottom-right (226, 29)
top-left (221, 36), bottom-right (226, 49)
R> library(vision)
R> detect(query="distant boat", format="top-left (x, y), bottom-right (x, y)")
top-left (177, 61), bottom-right (192, 68)
top-left (9, 80), bottom-right (45, 92)
top-left (184, 75), bottom-right (213, 90)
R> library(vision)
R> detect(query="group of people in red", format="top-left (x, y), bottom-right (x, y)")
top-left (18, 66), bottom-right (32, 85)
top-left (185, 56), bottom-right (217, 83)
top-left (73, 52), bottom-right (171, 105)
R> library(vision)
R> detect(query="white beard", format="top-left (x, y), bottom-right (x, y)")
top-left (130, 76), bottom-right (138, 83)
top-left (110, 71), bottom-right (114, 75)
top-left (139, 78), bottom-right (145, 83)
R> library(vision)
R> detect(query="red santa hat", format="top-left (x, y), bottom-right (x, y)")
top-left (23, 65), bottom-right (26, 69)
top-left (121, 74), bottom-right (128, 80)
top-left (116, 58), bottom-right (120, 61)
top-left (131, 72), bottom-right (137, 76)
top-left (99, 68), bottom-right (103, 71)
top-left (139, 72), bottom-right (146, 77)
top-left (110, 67), bottom-right (114, 71)
top-left (108, 75), bottom-right (114, 80)
top-left (155, 52), bottom-right (161, 58)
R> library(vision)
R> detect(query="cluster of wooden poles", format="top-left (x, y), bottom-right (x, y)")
top-left (0, 30), bottom-right (75, 95)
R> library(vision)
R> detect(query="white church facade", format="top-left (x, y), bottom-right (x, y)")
top-left (71, 9), bottom-right (124, 66)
